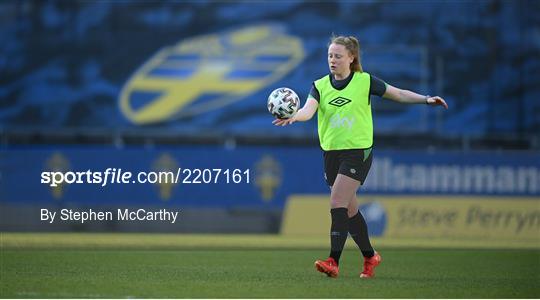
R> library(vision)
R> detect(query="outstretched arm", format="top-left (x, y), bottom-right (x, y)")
top-left (383, 84), bottom-right (448, 109)
top-left (273, 97), bottom-right (319, 126)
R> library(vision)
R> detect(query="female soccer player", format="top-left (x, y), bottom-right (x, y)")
top-left (273, 35), bottom-right (448, 278)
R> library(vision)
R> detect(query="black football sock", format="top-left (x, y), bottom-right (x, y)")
top-left (329, 207), bottom-right (349, 265)
top-left (348, 212), bottom-right (375, 257)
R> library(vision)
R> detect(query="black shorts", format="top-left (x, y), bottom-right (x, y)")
top-left (323, 148), bottom-right (373, 186)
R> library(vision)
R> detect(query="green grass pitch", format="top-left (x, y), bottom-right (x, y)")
top-left (1, 233), bottom-right (539, 298)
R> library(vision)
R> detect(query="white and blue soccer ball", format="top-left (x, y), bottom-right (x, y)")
top-left (267, 87), bottom-right (300, 119)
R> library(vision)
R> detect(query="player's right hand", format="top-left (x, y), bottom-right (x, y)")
top-left (272, 116), bottom-right (296, 126)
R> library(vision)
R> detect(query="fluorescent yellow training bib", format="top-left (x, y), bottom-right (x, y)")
top-left (314, 72), bottom-right (373, 150)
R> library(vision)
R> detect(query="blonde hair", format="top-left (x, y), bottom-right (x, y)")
top-left (330, 35), bottom-right (363, 72)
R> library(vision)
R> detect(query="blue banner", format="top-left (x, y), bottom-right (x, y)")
top-left (1, 147), bottom-right (538, 210)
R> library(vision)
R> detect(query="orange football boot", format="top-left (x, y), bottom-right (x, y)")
top-left (314, 257), bottom-right (339, 278)
top-left (360, 252), bottom-right (382, 278)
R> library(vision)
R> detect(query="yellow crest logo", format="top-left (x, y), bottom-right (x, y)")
top-left (151, 153), bottom-right (179, 201)
top-left (120, 24), bottom-right (305, 124)
top-left (44, 152), bottom-right (70, 200)
top-left (254, 155), bottom-right (282, 201)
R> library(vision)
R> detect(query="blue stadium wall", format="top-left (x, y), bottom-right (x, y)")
top-left (1, 146), bottom-right (538, 232)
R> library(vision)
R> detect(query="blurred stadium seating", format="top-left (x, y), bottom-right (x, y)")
top-left (0, 0), bottom-right (538, 149)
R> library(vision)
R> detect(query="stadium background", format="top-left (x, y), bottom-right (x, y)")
top-left (0, 0), bottom-right (539, 298)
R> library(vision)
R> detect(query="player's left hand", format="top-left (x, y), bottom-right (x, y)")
top-left (427, 96), bottom-right (448, 109)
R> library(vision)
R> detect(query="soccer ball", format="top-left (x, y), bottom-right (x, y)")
top-left (267, 87), bottom-right (300, 119)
